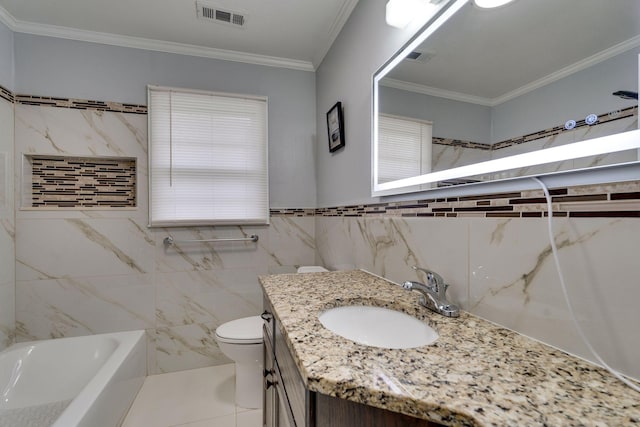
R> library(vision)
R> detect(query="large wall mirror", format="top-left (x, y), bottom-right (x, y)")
top-left (373, 0), bottom-right (640, 196)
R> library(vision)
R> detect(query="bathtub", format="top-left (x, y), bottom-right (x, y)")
top-left (0, 330), bottom-right (146, 427)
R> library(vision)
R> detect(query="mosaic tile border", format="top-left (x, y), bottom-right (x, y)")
top-left (27, 155), bottom-right (137, 209)
top-left (315, 181), bottom-right (640, 218)
top-left (432, 137), bottom-right (490, 150)
top-left (430, 107), bottom-right (638, 152)
top-left (0, 84), bottom-right (13, 103)
top-left (492, 106), bottom-right (638, 150)
top-left (270, 208), bottom-right (316, 217)
top-left (15, 95), bottom-right (147, 114)
top-left (14, 94), bottom-right (147, 114)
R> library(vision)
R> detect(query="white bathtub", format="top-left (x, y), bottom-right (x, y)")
top-left (0, 330), bottom-right (146, 427)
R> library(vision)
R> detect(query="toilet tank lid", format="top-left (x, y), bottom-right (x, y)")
top-left (297, 266), bottom-right (329, 273)
top-left (216, 316), bottom-right (263, 341)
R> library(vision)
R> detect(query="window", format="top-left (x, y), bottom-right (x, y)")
top-left (148, 86), bottom-right (268, 226)
top-left (378, 114), bottom-right (432, 183)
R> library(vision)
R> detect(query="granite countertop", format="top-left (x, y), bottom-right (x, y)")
top-left (258, 270), bottom-right (640, 427)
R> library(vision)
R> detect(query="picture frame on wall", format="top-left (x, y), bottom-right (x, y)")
top-left (326, 101), bottom-right (345, 152)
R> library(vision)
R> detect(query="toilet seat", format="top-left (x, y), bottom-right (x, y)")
top-left (215, 316), bottom-right (263, 344)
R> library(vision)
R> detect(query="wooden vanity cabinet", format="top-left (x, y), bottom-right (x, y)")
top-left (262, 298), bottom-right (441, 427)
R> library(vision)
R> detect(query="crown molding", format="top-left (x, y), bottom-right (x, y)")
top-left (492, 35), bottom-right (640, 105)
top-left (0, 5), bottom-right (315, 72)
top-left (382, 34), bottom-right (640, 107)
top-left (312, 0), bottom-right (360, 68)
top-left (0, 4), bottom-right (16, 28)
top-left (380, 77), bottom-right (493, 106)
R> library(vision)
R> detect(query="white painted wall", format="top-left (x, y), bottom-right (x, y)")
top-left (0, 21), bottom-right (13, 90)
top-left (315, 0), bottom-right (447, 207)
top-left (379, 86), bottom-right (492, 143)
top-left (14, 33), bottom-right (317, 208)
top-left (492, 48), bottom-right (640, 143)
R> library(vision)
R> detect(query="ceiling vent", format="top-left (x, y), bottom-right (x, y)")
top-left (404, 50), bottom-right (436, 63)
top-left (196, 1), bottom-right (246, 28)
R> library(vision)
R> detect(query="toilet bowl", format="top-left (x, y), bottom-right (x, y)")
top-left (215, 316), bottom-right (264, 409)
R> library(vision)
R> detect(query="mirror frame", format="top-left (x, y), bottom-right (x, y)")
top-left (372, 0), bottom-right (640, 197)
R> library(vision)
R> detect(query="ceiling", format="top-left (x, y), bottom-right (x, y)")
top-left (385, 0), bottom-right (640, 104)
top-left (0, 0), bottom-right (360, 71)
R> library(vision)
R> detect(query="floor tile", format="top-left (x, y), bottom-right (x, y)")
top-left (122, 365), bottom-right (236, 427)
top-left (171, 414), bottom-right (235, 427)
top-left (237, 409), bottom-right (262, 427)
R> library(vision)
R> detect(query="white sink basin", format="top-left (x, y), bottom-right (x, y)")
top-left (318, 305), bottom-right (438, 349)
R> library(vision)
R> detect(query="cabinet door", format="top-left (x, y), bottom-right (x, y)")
top-left (265, 341), bottom-right (296, 427)
top-left (276, 387), bottom-right (294, 427)
top-left (264, 336), bottom-right (276, 427)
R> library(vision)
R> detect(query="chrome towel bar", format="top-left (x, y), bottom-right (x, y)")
top-left (163, 235), bottom-right (259, 246)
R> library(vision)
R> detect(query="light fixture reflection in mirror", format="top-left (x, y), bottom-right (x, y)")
top-left (386, 0), bottom-right (439, 29)
top-left (473, 0), bottom-right (515, 9)
top-left (372, 0), bottom-right (640, 197)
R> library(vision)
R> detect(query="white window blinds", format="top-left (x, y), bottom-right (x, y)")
top-left (378, 114), bottom-right (432, 184)
top-left (148, 86), bottom-right (269, 226)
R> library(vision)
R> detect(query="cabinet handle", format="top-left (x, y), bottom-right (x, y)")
top-left (263, 368), bottom-right (275, 377)
top-left (265, 378), bottom-right (278, 389)
top-left (261, 310), bottom-right (273, 322)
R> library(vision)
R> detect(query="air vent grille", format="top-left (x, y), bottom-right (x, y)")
top-left (404, 50), bottom-right (435, 63)
top-left (196, 1), bottom-right (246, 28)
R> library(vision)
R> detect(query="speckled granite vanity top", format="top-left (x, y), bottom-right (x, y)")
top-left (258, 270), bottom-right (640, 427)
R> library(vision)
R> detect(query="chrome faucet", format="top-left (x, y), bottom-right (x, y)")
top-left (402, 266), bottom-right (460, 317)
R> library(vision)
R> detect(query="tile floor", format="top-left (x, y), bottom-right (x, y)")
top-left (122, 364), bottom-right (262, 427)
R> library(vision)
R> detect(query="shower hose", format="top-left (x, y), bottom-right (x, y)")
top-left (531, 177), bottom-right (640, 393)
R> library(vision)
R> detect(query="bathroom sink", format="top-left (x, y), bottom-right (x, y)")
top-left (318, 305), bottom-right (438, 349)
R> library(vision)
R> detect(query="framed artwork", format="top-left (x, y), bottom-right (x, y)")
top-left (326, 102), bottom-right (345, 152)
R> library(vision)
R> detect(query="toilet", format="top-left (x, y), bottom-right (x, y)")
top-left (215, 316), bottom-right (264, 409)
top-left (215, 266), bottom-right (329, 409)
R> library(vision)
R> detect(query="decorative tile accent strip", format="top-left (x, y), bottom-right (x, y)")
top-left (429, 106), bottom-right (637, 152)
top-left (432, 137), bottom-right (490, 150)
top-left (15, 95), bottom-right (147, 114)
top-left (315, 180), bottom-right (640, 218)
top-left (0, 84), bottom-right (13, 103)
top-left (28, 155), bottom-right (136, 208)
top-left (492, 106), bottom-right (637, 150)
top-left (270, 208), bottom-right (316, 217)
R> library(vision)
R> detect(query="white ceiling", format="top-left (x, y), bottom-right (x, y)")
top-left (0, 0), bottom-right (360, 71)
top-left (386, 0), bottom-right (640, 104)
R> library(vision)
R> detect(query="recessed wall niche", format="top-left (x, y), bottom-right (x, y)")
top-left (22, 155), bottom-right (136, 209)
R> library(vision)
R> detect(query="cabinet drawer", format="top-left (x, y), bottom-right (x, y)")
top-left (275, 322), bottom-right (307, 427)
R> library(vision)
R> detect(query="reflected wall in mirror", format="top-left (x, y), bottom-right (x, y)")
top-left (373, 0), bottom-right (640, 196)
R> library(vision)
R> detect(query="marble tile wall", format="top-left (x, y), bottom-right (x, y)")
top-left (315, 193), bottom-right (640, 381)
top-left (13, 103), bottom-right (316, 373)
top-left (0, 97), bottom-right (14, 350)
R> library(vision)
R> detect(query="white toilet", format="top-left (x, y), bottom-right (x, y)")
top-left (215, 266), bottom-right (328, 409)
top-left (215, 316), bottom-right (264, 409)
